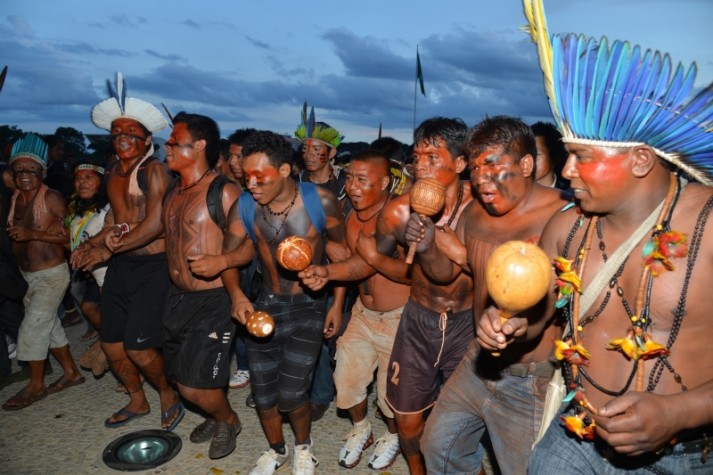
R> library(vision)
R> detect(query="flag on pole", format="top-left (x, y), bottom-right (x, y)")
top-left (416, 50), bottom-right (425, 97)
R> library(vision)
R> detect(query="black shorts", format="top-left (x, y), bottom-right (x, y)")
top-left (385, 299), bottom-right (474, 414)
top-left (101, 253), bottom-right (170, 350)
top-left (162, 286), bottom-right (235, 389)
top-left (246, 291), bottom-right (327, 412)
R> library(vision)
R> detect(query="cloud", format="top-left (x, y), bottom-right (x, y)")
top-left (246, 36), bottom-right (271, 50)
top-left (145, 49), bottom-right (185, 62)
top-left (183, 19), bottom-right (200, 29)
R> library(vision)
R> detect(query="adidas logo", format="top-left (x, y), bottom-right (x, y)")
top-left (208, 331), bottom-right (218, 340)
top-left (222, 332), bottom-right (231, 344)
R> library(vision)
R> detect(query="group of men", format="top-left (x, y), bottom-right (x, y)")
top-left (3, 1), bottom-right (713, 474)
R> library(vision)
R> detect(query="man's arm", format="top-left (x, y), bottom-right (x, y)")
top-left (595, 379), bottom-right (713, 456)
top-left (404, 211), bottom-right (463, 283)
top-left (8, 190), bottom-right (68, 244)
top-left (106, 161), bottom-right (171, 252)
top-left (476, 211), bottom-right (564, 351)
top-left (188, 198), bottom-right (255, 277)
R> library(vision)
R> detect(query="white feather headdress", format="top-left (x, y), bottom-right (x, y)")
top-left (91, 73), bottom-right (167, 134)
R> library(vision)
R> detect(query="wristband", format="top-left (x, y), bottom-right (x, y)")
top-left (116, 222), bottom-right (130, 237)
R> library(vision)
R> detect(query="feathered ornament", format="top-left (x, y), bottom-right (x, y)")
top-left (0, 65), bottom-right (7, 95)
top-left (10, 133), bottom-right (48, 168)
top-left (91, 72), bottom-right (168, 134)
top-left (294, 101), bottom-right (344, 148)
top-left (161, 103), bottom-right (174, 127)
top-left (522, 0), bottom-right (713, 186)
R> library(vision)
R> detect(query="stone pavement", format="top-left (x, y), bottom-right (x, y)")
top-left (0, 323), bottom-right (409, 475)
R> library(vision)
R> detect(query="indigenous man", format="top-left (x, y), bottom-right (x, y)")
top-left (2, 134), bottom-right (85, 410)
top-left (480, 2), bottom-right (713, 473)
top-left (410, 116), bottom-right (569, 474)
top-left (298, 150), bottom-right (409, 470)
top-left (155, 112), bottom-right (241, 458)
top-left (82, 74), bottom-right (182, 430)
top-left (294, 105), bottom-right (348, 421)
top-left (194, 130), bottom-right (348, 475)
top-left (374, 117), bottom-right (474, 474)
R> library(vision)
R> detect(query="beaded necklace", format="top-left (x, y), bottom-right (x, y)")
top-left (261, 183), bottom-right (299, 245)
top-left (553, 174), bottom-right (713, 441)
top-left (177, 168), bottom-right (211, 193)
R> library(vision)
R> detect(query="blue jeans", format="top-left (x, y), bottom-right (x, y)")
top-left (421, 342), bottom-right (551, 475)
top-left (308, 293), bottom-right (338, 406)
top-left (529, 412), bottom-right (712, 474)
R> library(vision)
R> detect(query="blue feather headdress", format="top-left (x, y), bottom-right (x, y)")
top-left (10, 133), bottom-right (48, 169)
top-left (91, 72), bottom-right (168, 134)
top-left (294, 101), bottom-right (344, 148)
top-left (523, 0), bottom-right (713, 186)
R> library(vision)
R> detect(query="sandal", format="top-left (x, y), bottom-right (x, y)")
top-left (2, 387), bottom-right (47, 411)
top-left (161, 401), bottom-right (185, 432)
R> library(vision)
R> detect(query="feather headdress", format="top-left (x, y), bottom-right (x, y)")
top-left (10, 133), bottom-right (48, 168)
top-left (294, 101), bottom-right (344, 148)
top-left (523, 0), bottom-right (713, 186)
top-left (91, 72), bottom-right (168, 134)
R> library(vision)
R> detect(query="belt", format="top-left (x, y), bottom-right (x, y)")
top-left (502, 361), bottom-right (555, 378)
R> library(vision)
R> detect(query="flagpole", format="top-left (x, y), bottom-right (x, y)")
top-left (413, 46), bottom-right (418, 139)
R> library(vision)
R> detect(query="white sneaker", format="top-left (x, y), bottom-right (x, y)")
top-left (367, 431), bottom-right (401, 470)
top-left (338, 420), bottom-right (373, 468)
top-left (249, 448), bottom-right (289, 475)
top-left (292, 441), bottom-right (318, 475)
top-left (229, 369), bottom-right (250, 389)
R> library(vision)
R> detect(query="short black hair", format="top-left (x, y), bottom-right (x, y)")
top-left (349, 149), bottom-right (390, 177)
top-left (370, 136), bottom-right (407, 163)
top-left (531, 121), bottom-right (567, 175)
top-left (228, 128), bottom-right (258, 146)
top-left (241, 131), bottom-right (293, 169)
top-left (173, 112), bottom-right (220, 168)
top-left (465, 115), bottom-right (536, 162)
top-left (414, 117), bottom-right (468, 159)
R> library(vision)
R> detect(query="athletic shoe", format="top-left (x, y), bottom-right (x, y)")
top-left (228, 369), bottom-right (250, 389)
top-left (367, 431), bottom-right (401, 470)
top-left (338, 421), bottom-right (373, 468)
top-left (292, 440), bottom-right (318, 475)
top-left (249, 448), bottom-right (289, 475)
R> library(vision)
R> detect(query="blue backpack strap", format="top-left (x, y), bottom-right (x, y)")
top-left (299, 182), bottom-right (326, 233)
top-left (238, 191), bottom-right (257, 242)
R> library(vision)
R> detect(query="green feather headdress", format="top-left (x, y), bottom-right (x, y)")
top-left (294, 101), bottom-right (344, 148)
top-left (523, 0), bottom-right (713, 186)
top-left (10, 133), bottom-right (48, 169)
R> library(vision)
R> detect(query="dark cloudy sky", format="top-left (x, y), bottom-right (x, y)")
top-left (1, 0), bottom-right (711, 145)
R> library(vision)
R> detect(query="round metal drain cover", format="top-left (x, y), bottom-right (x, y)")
top-left (103, 429), bottom-right (182, 471)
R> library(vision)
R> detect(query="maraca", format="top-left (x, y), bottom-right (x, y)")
top-left (406, 177), bottom-right (446, 264)
top-left (485, 240), bottom-right (552, 356)
top-left (246, 311), bottom-right (275, 337)
top-left (276, 236), bottom-right (313, 271)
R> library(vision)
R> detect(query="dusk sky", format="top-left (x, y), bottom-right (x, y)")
top-left (1, 0), bottom-right (711, 146)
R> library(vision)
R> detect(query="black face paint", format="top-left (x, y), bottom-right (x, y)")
top-left (111, 133), bottom-right (146, 142)
top-left (12, 169), bottom-right (43, 178)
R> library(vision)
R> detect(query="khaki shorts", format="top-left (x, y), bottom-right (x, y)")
top-left (334, 297), bottom-right (402, 419)
top-left (18, 262), bottom-right (70, 361)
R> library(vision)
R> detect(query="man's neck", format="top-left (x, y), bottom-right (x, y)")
top-left (307, 165), bottom-right (333, 184)
top-left (603, 172), bottom-right (674, 234)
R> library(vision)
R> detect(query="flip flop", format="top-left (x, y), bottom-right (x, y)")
top-left (104, 408), bottom-right (150, 428)
top-left (2, 387), bottom-right (48, 411)
top-left (161, 401), bottom-right (185, 432)
top-left (46, 376), bottom-right (86, 395)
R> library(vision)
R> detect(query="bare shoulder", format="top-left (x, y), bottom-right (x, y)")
top-left (45, 188), bottom-right (66, 211)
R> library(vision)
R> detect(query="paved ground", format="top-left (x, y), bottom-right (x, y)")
top-left (0, 323), bottom-right (409, 475)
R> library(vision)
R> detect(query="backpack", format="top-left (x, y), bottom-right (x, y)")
top-left (239, 182), bottom-right (325, 243)
top-left (163, 174), bottom-right (232, 230)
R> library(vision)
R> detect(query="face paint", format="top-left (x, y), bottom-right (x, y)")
top-left (469, 146), bottom-right (527, 216)
top-left (111, 118), bottom-right (150, 161)
top-left (563, 144), bottom-right (632, 211)
top-left (303, 139), bottom-right (331, 172)
top-left (243, 153), bottom-right (284, 205)
top-left (412, 137), bottom-right (459, 185)
top-left (345, 161), bottom-right (387, 211)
